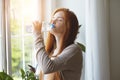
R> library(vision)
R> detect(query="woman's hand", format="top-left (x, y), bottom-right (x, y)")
top-left (33, 21), bottom-right (42, 33)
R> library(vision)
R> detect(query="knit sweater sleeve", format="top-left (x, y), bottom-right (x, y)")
top-left (34, 33), bottom-right (81, 74)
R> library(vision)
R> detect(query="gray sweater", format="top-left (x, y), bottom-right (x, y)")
top-left (34, 33), bottom-right (83, 80)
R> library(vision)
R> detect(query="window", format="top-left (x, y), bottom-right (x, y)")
top-left (0, 0), bottom-right (40, 79)
top-left (0, 0), bottom-right (52, 79)
top-left (10, 0), bottom-right (39, 79)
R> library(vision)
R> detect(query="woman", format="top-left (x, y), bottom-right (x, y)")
top-left (33, 8), bottom-right (83, 80)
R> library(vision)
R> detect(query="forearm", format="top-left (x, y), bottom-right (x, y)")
top-left (34, 33), bottom-right (55, 73)
top-left (34, 33), bottom-right (44, 59)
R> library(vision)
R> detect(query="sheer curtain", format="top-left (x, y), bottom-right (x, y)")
top-left (85, 0), bottom-right (110, 80)
top-left (0, 0), bottom-right (3, 71)
top-left (0, 0), bottom-right (11, 74)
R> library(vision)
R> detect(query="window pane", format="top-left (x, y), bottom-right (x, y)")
top-left (10, 0), bottom-right (38, 79)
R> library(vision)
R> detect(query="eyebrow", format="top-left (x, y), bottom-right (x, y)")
top-left (53, 16), bottom-right (64, 19)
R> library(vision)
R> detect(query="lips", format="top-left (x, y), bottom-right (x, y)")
top-left (50, 24), bottom-right (55, 29)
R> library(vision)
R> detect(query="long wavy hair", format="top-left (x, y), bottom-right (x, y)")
top-left (45, 8), bottom-right (79, 55)
top-left (40, 8), bottom-right (79, 80)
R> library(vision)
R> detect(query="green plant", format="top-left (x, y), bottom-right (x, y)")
top-left (77, 25), bottom-right (86, 52)
top-left (76, 42), bottom-right (86, 52)
top-left (0, 68), bottom-right (38, 80)
top-left (20, 69), bottom-right (38, 80)
top-left (0, 70), bottom-right (13, 80)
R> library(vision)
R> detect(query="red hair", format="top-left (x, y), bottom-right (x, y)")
top-left (45, 8), bottom-right (79, 56)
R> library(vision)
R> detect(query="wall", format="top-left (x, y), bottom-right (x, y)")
top-left (110, 0), bottom-right (120, 80)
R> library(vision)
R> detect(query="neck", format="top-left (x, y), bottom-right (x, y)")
top-left (55, 33), bottom-right (63, 49)
top-left (52, 34), bottom-right (62, 56)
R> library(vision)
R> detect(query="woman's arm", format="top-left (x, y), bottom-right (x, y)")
top-left (33, 21), bottom-right (82, 74)
top-left (34, 33), bottom-right (81, 74)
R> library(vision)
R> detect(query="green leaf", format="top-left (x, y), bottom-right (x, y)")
top-left (0, 71), bottom-right (13, 80)
top-left (20, 69), bottom-right (25, 79)
top-left (76, 42), bottom-right (86, 52)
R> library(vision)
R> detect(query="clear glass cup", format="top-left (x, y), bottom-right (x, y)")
top-left (41, 21), bottom-right (55, 43)
top-left (41, 21), bottom-right (54, 32)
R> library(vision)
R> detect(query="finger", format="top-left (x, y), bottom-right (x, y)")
top-left (33, 21), bottom-right (37, 27)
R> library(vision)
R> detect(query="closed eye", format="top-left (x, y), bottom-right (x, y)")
top-left (56, 17), bottom-right (64, 22)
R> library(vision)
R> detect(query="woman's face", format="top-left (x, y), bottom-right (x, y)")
top-left (50, 11), bottom-right (66, 36)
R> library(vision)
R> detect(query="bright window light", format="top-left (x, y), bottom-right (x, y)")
top-left (10, 0), bottom-right (39, 79)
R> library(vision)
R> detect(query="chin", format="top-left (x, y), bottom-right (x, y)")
top-left (49, 30), bottom-right (55, 35)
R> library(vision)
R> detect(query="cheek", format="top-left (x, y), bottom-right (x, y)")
top-left (56, 24), bottom-right (65, 33)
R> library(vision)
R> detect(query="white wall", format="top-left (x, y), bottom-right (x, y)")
top-left (110, 0), bottom-right (120, 80)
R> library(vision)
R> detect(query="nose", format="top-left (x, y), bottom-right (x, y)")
top-left (51, 17), bottom-right (57, 24)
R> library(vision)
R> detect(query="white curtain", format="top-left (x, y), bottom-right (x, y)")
top-left (85, 0), bottom-right (110, 80)
top-left (0, 0), bottom-right (3, 71)
top-left (0, 0), bottom-right (11, 75)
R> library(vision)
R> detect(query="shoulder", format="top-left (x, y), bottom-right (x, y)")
top-left (64, 43), bottom-right (82, 52)
top-left (60, 43), bottom-right (82, 57)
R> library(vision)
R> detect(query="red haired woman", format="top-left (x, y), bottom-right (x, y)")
top-left (33, 8), bottom-right (83, 80)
